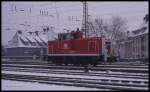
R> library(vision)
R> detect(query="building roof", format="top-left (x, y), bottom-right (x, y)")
top-left (38, 33), bottom-right (48, 43)
top-left (18, 33), bottom-right (28, 42)
top-left (117, 16), bottom-right (148, 43)
top-left (7, 30), bottom-right (48, 48)
top-left (130, 23), bottom-right (148, 37)
top-left (25, 34), bottom-right (37, 43)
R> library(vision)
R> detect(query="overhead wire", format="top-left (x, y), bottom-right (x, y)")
top-left (2, 2), bottom-right (147, 32)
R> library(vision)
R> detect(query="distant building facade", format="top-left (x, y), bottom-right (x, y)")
top-left (117, 14), bottom-right (149, 62)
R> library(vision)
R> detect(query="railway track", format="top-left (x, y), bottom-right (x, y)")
top-left (2, 67), bottom-right (148, 80)
top-left (2, 59), bottom-right (148, 69)
top-left (2, 60), bottom-right (149, 90)
top-left (2, 60), bottom-right (148, 66)
top-left (2, 72), bottom-right (148, 91)
top-left (2, 63), bottom-right (148, 73)
top-left (2, 62), bottom-right (148, 68)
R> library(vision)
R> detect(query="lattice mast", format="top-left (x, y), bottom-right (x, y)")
top-left (82, 1), bottom-right (89, 38)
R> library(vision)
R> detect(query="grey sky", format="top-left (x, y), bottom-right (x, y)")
top-left (2, 1), bottom-right (148, 45)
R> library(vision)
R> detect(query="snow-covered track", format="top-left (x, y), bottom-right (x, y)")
top-left (2, 63), bottom-right (148, 73)
top-left (2, 62), bottom-right (148, 69)
top-left (2, 73), bottom-right (148, 91)
top-left (2, 59), bottom-right (148, 90)
top-left (2, 67), bottom-right (148, 80)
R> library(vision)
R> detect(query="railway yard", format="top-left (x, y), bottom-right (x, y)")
top-left (2, 59), bottom-right (149, 91)
top-left (2, 1), bottom-right (149, 91)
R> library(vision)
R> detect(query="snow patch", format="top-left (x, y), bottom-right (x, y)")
top-left (2, 80), bottom-right (100, 90)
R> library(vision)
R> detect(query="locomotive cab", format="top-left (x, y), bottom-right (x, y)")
top-left (58, 28), bottom-right (83, 40)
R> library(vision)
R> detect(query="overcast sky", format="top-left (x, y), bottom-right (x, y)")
top-left (2, 1), bottom-right (148, 45)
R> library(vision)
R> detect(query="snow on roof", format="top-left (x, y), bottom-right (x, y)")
top-left (131, 27), bottom-right (148, 37)
top-left (18, 39), bottom-right (27, 47)
top-left (128, 21), bottom-right (148, 38)
top-left (38, 34), bottom-right (48, 43)
top-left (18, 32), bottom-right (39, 47)
top-left (33, 35), bottom-right (42, 43)
top-left (7, 31), bottom-right (31, 47)
top-left (23, 31), bottom-right (48, 47)
top-left (25, 35), bottom-right (37, 42)
top-left (7, 30), bottom-right (48, 48)
top-left (18, 34), bottom-right (28, 42)
top-left (18, 36), bottom-right (40, 48)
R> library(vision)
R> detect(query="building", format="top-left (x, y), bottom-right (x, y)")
top-left (117, 14), bottom-right (149, 62)
top-left (4, 27), bottom-right (56, 59)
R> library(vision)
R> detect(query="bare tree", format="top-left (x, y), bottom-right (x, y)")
top-left (89, 16), bottom-right (128, 41)
top-left (95, 18), bottom-right (104, 33)
top-left (102, 16), bottom-right (128, 59)
top-left (94, 18), bottom-right (107, 37)
top-left (105, 16), bottom-right (128, 41)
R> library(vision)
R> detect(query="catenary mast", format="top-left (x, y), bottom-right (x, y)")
top-left (82, 1), bottom-right (88, 38)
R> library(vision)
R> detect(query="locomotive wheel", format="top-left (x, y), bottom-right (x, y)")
top-left (47, 61), bottom-right (51, 64)
top-left (56, 63), bottom-right (62, 66)
top-left (80, 64), bottom-right (82, 66)
top-left (73, 64), bottom-right (78, 66)
top-left (93, 63), bottom-right (97, 67)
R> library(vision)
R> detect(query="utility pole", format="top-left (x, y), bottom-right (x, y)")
top-left (82, 1), bottom-right (88, 38)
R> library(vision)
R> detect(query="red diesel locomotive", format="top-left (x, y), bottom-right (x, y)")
top-left (46, 28), bottom-right (111, 66)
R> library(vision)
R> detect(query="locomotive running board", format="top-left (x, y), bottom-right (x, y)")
top-left (48, 54), bottom-right (100, 56)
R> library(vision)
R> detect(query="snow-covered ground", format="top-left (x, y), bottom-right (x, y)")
top-left (2, 80), bottom-right (100, 90)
